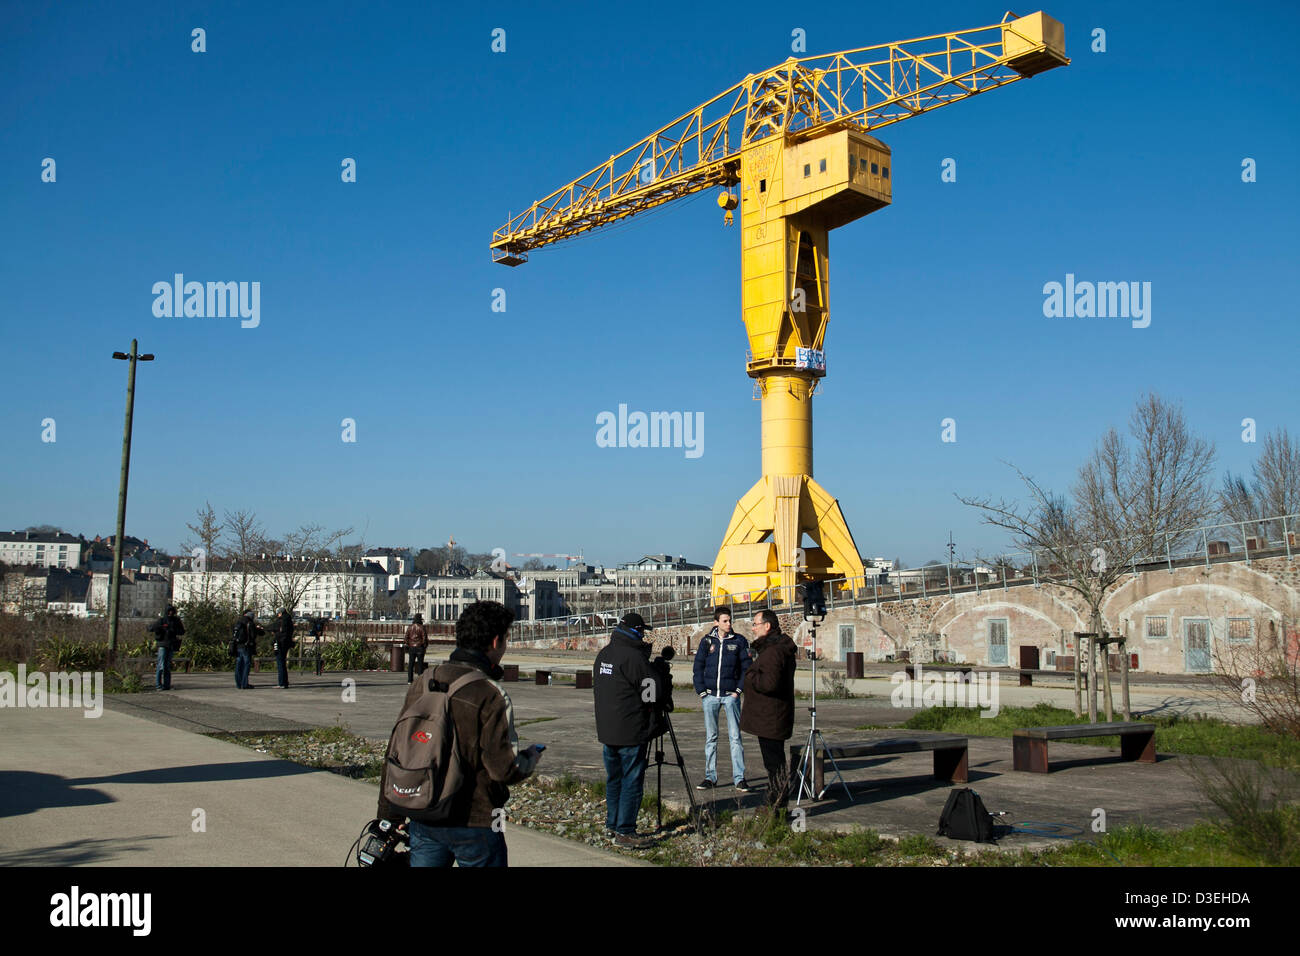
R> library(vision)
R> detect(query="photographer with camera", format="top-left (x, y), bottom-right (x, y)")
top-left (740, 609), bottom-right (797, 810)
top-left (376, 600), bottom-right (542, 867)
top-left (692, 608), bottom-right (751, 792)
top-left (593, 612), bottom-right (668, 848)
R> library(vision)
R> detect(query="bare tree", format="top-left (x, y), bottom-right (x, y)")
top-left (1220, 427), bottom-right (1300, 544)
top-left (960, 393), bottom-right (1216, 721)
top-left (222, 509), bottom-right (266, 612)
top-left (252, 524), bottom-right (354, 615)
top-left (181, 502), bottom-right (223, 602)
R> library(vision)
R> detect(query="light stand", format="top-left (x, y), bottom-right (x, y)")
top-left (793, 582), bottom-right (853, 806)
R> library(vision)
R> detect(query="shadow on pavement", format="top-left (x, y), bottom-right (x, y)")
top-left (67, 759), bottom-right (320, 788)
top-left (0, 835), bottom-right (170, 866)
top-left (0, 770), bottom-right (114, 819)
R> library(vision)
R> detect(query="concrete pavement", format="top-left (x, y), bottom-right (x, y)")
top-left (0, 705), bottom-right (643, 867)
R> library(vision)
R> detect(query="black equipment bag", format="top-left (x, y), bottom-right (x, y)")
top-left (937, 787), bottom-right (995, 843)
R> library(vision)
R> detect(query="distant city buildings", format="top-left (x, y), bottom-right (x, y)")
top-left (0, 531), bottom-right (84, 570)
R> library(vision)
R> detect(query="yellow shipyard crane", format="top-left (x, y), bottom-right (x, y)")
top-left (491, 12), bottom-right (1067, 602)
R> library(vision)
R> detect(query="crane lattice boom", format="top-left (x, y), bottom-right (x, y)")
top-left (491, 12), bottom-right (1066, 265)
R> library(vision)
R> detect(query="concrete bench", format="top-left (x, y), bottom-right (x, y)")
top-left (1012, 721), bottom-right (1156, 773)
top-left (789, 734), bottom-right (969, 793)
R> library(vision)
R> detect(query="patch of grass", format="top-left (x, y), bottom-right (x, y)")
top-left (884, 703), bottom-right (1300, 767)
top-left (308, 724), bottom-right (353, 744)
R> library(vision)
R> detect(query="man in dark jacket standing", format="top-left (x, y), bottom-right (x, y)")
top-left (273, 608), bottom-right (295, 689)
top-left (692, 608), bottom-right (752, 791)
top-left (378, 600), bottom-right (542, 867)
top-left (740, 609), bottom-right (797, 809)
top-left (405, 612), bottom-right (428, 683)
top-left (593, 612), bottom-right (666, 847)
top-left (149, 605), bottom-right (185, 691)
top-left (234, 609), bottom-right (264, 689)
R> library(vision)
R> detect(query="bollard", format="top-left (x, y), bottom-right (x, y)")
top-left (390, 643), bottom-right (404, 672)
top-left (502, 664), bottom-right (519, 682)
top-left (535, 669), bottom-right (551, 685)
top-left (845, 652), bottom-right (864, 680)
top-left (575, 670), bottom-right (592, 689)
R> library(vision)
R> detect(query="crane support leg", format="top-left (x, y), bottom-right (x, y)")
top-left (711, 369), bottom-right (864, 601)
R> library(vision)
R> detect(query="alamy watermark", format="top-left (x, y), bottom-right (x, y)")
top-left (1042, 274), bottom-right (1150, 328)
top-left (1, 665), bottom-right (103, 718)
top-left (596, 404), bottom-right (703, 459)
top-left (152, 274), bottom-right (260, 328)
top-left (890, 662), bottom-right (999, 717)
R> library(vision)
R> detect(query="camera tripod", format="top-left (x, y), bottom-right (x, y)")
top-left (792, 616), bottom-right (854, 806)
top-left (648, 712), bottom-right (701, 831)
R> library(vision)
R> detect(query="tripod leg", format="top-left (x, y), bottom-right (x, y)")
top-left (664, 716), bottom-right (700, 824)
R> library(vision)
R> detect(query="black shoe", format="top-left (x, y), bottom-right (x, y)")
top-left (735, 780), bottom-right (752, 792)
top-left (696, 779), bottom-right (716, 790)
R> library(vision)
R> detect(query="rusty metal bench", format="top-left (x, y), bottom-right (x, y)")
top-left (1012, 721), bottom-right (1156, 772)
top-left (789, 734), bottom-right (969, 793)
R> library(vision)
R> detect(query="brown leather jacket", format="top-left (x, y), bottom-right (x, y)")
top-left (377, 651), bottom-right (539, 827)
top-left (404, 622), bottom-right (428, 649)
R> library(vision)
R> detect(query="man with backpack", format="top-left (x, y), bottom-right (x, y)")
top-left (405, 612), bottom-right (428, 683)
top-left (273, 608), bottom-right (296, 689)
top-left (376, 600), bottom-right (542, 867)
top-left (232, 609), bottom-right (264, 690)
top-left (148, 605), bottom-right (185, 691)
top-left (692, 607), bottom-right (752, 792)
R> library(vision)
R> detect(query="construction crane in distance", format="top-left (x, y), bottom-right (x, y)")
top-left (491, 12), bottom-right (1068, 603)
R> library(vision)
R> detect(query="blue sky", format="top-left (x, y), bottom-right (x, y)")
top-left (2, 0), bottom-right (1297, 569)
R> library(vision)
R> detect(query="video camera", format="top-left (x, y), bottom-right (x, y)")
top-left (648, 645), bottom-right (677, 732)
top-left (353, 818), bottom-right (410, 867)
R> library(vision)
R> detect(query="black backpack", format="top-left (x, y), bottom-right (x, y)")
top-left (937, 787), bottom-right (995, 843)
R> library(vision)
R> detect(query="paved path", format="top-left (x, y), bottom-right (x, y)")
top-left (0, 705), bottom-right (643, 867)
top-left (78, 666), bottom-right (1268, 853)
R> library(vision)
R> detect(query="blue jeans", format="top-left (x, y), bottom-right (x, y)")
top-left (235, 647), bottom-right (252, 688)
top-left (703, 693), bottom-right (745, 783)
top-left (603, 743), bottom-right (648, 834)
top-left (155, 646), bottom-right (173, 690)
top-left (408, 823), bottom-right (507, 867)
top-left (275, 651), bottom-right (289, 688)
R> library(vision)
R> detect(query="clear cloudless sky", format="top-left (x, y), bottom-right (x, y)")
top-left (2, 0), bottom-right (1297, 569)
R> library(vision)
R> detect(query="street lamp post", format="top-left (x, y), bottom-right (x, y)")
top-left (108, 340), bottom-right (154, 661)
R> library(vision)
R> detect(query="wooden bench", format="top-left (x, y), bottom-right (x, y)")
top-left (789, 734), bottom-right (969, 792)
top-left (1012, 722), bottom-right (1156, 773)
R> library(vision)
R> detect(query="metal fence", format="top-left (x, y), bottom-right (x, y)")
top-left (507, 512), bottom-right (1297, 646)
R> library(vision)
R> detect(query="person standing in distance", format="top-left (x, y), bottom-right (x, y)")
top-left (149, 604), bottom-right (185, 691)
top-left (692, 608), bottom-right (752, 792)
top-left (234, 609), bottom-right (264, 690)
top-left (740, 609), bottom-right (797, 810)
top-left (273, 608), bottom-right (295, 689)
top-left (592, 612), bottom-right (667, 848)
top-left (405, 612), bottom-right (429, 683)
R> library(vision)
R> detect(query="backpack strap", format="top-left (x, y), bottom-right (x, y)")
top-left (444, 670), bottom-right (489, 698)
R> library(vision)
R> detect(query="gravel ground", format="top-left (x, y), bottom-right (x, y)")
top-left (210, 727), bottom-right (999, 866)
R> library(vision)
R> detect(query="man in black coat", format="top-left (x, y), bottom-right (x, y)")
top-left (739, 609), bottom-right (797, 809)
top-left (149, 605), bottom-right (185, 691)
top-left (592, 613), bottom-right (667, 847)
top-left (273, 608), bottom-right (295, 689)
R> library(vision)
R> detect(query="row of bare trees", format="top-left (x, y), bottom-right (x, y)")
top-left (180, 504), bottom-right (357, 615)
top-left (959, 393), bottom-right (1297, 722)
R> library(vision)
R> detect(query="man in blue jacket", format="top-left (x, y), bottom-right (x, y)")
top-left (692, 608), bottom-right (752, 791)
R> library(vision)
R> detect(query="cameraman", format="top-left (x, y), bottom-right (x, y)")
top-left (592, 612), bottom-right (667, 848)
